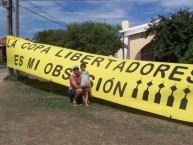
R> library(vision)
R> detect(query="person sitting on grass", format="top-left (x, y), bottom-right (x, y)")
top-left (68, 65), bottom-right (89, 106)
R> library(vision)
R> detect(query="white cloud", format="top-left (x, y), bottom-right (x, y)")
top-left (76, 1), bottom-right (134, 24)
top-left (1, 0), bottom-right (193, 39)
top-left (160, 0), bottom-right (193, 8)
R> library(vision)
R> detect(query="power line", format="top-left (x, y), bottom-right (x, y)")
top-left (19, 3), bottom-right (67, 28)
top-left (22, 0), bottom-right (90, 26)
top-left (0, 3), bottom-right (7, 8)
top-left (24, 0), bottom-right (68, 27)
top-left (52, 0), bottom-right (92, 22)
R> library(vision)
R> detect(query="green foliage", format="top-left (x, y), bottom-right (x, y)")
top-left (33, 22), bottom-right (122, 56)
top-left (33, 29), bottom-right (67, 47)
top-left (180, 40), bottom-right (193, 63)
top-left (145, 8), bottom-right (193, 63)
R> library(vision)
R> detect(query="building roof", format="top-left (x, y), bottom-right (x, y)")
top-left (0, 38), bottom-right (29, 46)
top-left (119, 23), bottom-right (149, 36)
top-left (0, 39), bottom-right (6, 46)
top-left (120, 20), bottom-right (159, 37)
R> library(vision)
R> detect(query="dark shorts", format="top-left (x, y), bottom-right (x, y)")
top-left (68, 89), bottom-right (76, 103)
top-left (67, 89), bottom-right (83, 104)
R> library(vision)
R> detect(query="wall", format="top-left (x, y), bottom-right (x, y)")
top-left (129, 33), bottom-right (154, 60)
top-left (0, 46), bottom-right (5, 62)
top-left (115, 48), bottom-right (128, 59)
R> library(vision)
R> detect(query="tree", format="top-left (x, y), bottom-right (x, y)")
top-left (33, 22), bottom-right (122, 56)
top-left (180, 40), bottom-right (193, 63)
top-left (145, 8), bottom-right (193, 63)
top-left (33, 29), bottom-right (67, 47)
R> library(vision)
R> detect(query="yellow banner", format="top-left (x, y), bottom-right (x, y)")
top-left (6, 36), bottom-right (193, 122)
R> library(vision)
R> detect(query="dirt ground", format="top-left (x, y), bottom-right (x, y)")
top-left (0, 76), bottom-right (193, 145)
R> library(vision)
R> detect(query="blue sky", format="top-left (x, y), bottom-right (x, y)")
top-left (1, 0), bottom-right (193, 39)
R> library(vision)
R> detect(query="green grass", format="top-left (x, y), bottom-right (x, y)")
top-left (33, 95), bottom-right (71, 110)
top-left (2, 74), bottom-right (193, 145)
top-left (4, 75), bottom-right (18, 82)
top-left (4, 74), bottom-right (193, 128)
top-left (29, 85), bottom-right (112, 125)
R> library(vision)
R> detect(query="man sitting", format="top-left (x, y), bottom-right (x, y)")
top-left (68, 65), bottom-right (89, 106)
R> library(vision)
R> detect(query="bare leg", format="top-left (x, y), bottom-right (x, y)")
top-left (72, 88), bottom-right (83, 104)
top-left (85, 90), bottom-right (89, 106)
top-left (82, 91), bottom-right (86, 104)
top-left (89, 89), bottom-right (94, 98)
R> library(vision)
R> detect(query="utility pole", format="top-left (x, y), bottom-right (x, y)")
top-left (15, 0), bottom-right (19, 36)
top-left (6, 0), bottom-right (14, 75)
top-left (122, 33), bottom-right (125, 59)
top-left (6, 0), bottom-right (13, 35)
top-left (121, 20), bottom-right (129, 60)
top-left (6, 0), bottom-right (10, 35)
top-left (15, 0), bottom-right (20, 77)
top-left (10, 0), bottom-right (13, 35)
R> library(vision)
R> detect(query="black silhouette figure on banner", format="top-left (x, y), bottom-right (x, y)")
top-left (154, 83), bottom-right (165, 104)
top-left (142, 81), bottom-right (153, 101)
top-left (132, 80), bottom-right (142, 98)
top-left (179, 87), bottom-right (191, 110)
top-left (166, 85), bottom-right (177, 107)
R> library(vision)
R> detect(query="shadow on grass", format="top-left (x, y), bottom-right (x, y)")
top-left (91, 97), bottom-right (193, 127)
top-left (0, 61), bottom-right (7, 69)
top-left (17, 75), bottom-right (68, 96)
top-left (5, 75), bottom-right (193, 126)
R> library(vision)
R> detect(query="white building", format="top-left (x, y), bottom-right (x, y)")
top-left (116, 21), bottom-right (155, 61)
